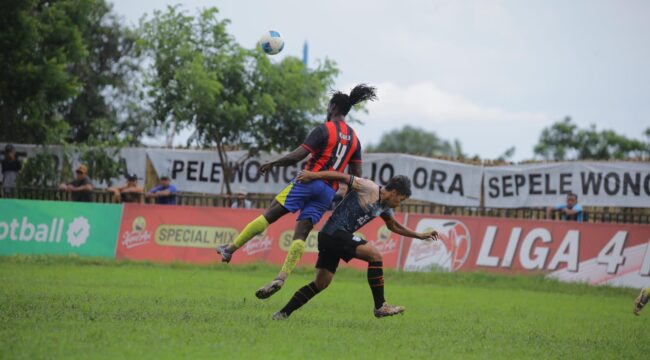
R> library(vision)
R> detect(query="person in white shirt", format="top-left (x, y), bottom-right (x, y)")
top-left (231, 188), bottom-right (252, 209)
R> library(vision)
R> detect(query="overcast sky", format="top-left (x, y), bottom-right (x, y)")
top-left (110, 0), bottom-right (649, 160)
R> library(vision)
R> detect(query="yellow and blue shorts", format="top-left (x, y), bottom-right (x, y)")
top-left (275, 179), bottom-right (335, 225)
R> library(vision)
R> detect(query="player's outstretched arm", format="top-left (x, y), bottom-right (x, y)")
top-left (381, 213), bottom-right (437, 240)
top-left (259, 146), bottom-right (310, 174)
top-left (296, 170), bottom-right (352, 185)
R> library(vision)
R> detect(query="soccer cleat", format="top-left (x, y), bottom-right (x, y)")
top-left (216, 244), bottom-right (233, 263)
top-left (633, 288), bottom-right (649, 316)
top-left (255, 279), bottom-right (284, 299)
top-left (374, 302), bottom-right (405, 318)
top-left (272, 311), bottom-right (289, 321)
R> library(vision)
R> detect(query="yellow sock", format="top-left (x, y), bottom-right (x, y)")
top-left (280, 239), bottom-right (306, 274)
top-left (233, 215), bottom-right (269, 249)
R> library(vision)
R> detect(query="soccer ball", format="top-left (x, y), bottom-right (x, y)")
top-left (259, 30), bottom-right (284, 55)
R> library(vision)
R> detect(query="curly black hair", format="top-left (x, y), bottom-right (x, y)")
top-left (329, 84), bottom-right (377, 116)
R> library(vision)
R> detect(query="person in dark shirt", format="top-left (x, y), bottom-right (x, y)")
top-left (271, 170), bottom-right (437, 320)
top-left (59, 165), bottom-right (93, 202)
top-left (146, 175), bottom-right (177, 205)
top-left (1, 144), bottom-right (22, 191)
top-left (109, 173), bottom-right (144, 203)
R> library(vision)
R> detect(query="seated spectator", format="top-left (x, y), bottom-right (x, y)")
top-left (1, 144), bottom-right (22, 192)
top-left (59, 165), bottom-right (93, 202)
top-left (231, 188), bottom-right (252, 209)
top-left (146, 175), bottom-right (177, 205)
top-left (547, 192), bottom-right (584, 222)
top-left (108, 173), bottom-right (144, 203)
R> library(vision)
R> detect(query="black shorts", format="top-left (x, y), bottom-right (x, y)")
top-left (316, 229), bottom-right (367, 274)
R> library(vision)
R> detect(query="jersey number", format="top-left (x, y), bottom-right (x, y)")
top-left (332, 144), bottom-right (348, 170)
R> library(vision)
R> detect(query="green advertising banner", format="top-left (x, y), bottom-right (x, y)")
top-left (0, 199), bottom-right (123, 258)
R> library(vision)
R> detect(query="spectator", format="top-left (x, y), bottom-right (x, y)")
top-left (547, 192), bottom-right (584, 222)
top-left (1, 144), bottom-right (22, 192)
top-left (146, 175), bottom-right (177, 205)
top-left (108, 173), bottom-right (144, 203)
top-left (59, 165), bottom-right (93, 202)
top-left (231, 188), bottom-right (252, 209)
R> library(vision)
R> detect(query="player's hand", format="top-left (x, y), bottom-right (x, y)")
top-left (296, 170), bottom-right (316, 183)
top-left (58, 183), bottom-right (68, 191)
top-left (259, 162), bottom-right (274, 175)
top-left (418, 231), bottom-right (438, 241)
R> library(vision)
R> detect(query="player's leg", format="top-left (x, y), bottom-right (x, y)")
top-left (255, 219), bottom-right (312, 299)
top-left (633, 287), bottom-right (649, 316)
top-left (218, 181), bottom-right (308, 262)
top-left (354, 241), bottom-right (405, 318)
top-left (216, 200), bottom-right (288, 262)
top-left (272, 255), bottom-right (337, 320)
top-left (256, 180), bottom-right (334, 297)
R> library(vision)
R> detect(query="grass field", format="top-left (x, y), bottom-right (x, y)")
top-left (1, 256), bottom-right (648, 359)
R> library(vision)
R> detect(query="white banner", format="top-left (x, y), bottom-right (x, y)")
top-left (146, 149), bottom-right (307, 195)
top-left (484, 162), bottom-right (650, 208)
top-left (146, 149), bottom-right (484, 206)
top-left (362, 154), bottom-right (482, 207)
top-left (7, 143), bottom-right (648, 208)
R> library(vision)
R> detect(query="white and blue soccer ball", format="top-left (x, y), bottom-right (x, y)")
top-left (259, 30), bottom-right (284, 55)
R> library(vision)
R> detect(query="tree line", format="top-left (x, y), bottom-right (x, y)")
top-left (371, 118), bottom-right (650, 162)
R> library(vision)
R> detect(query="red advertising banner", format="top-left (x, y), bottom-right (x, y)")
top-left (116, 204), bottom-right (404, 271)
top-left (401, 214), bottom-right (650, 288)
top-left (115, 204), bottom-right (650, 287)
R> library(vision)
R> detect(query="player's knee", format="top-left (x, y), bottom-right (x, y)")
top-left (294, 221), bottom-right (313, 240)
top-left (315, 272), bottom-right (333, 290)
top-left (262, 213), bottom-right (277, 225)
top-left (316, 280), bottom-right (331, 291)
top-left (315, 277), bottom-right (330, 291)
top-left (369, 249), bottom-right (383, 263)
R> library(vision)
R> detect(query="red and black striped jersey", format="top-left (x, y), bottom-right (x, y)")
top-left (301, 119), bottom-right (361, 189)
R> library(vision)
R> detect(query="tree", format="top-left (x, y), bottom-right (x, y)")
top-left (367, 125), bottom-right (460, 158)
top-left (0, 0), bottom-right (87, 144)
top-left (138, 6), bottom-right (339, 193)
top-left (534, 117), bottom-right (649, 160)
top-left (60, 1), bottom-right (147, 145)
top-left (0, 0), bottom-right (147, 145)
top-left (496, 146), bottom-right (516, 162)
top-left (17, 153), bottom-right (63, 188)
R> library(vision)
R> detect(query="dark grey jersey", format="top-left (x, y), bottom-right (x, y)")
top-left (321, 178), bottom-right (394, 235)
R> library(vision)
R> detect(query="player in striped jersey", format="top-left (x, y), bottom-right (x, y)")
top-left (217, 84), bottom-right (377, 299)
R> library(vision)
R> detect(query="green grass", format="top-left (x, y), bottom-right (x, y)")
top-left (1, 256), bottom-right (648, 359)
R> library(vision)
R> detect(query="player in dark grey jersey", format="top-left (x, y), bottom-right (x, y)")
top-left (272, 170), bottom-right (438, 320)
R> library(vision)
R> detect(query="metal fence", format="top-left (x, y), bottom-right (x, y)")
top-left (1, 187), bottom-right (649, 224)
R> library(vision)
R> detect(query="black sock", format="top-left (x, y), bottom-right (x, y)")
top-left (280, 282), bottom-right (320, 316)
top-left (367, 261), bottom-right (385, 309)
